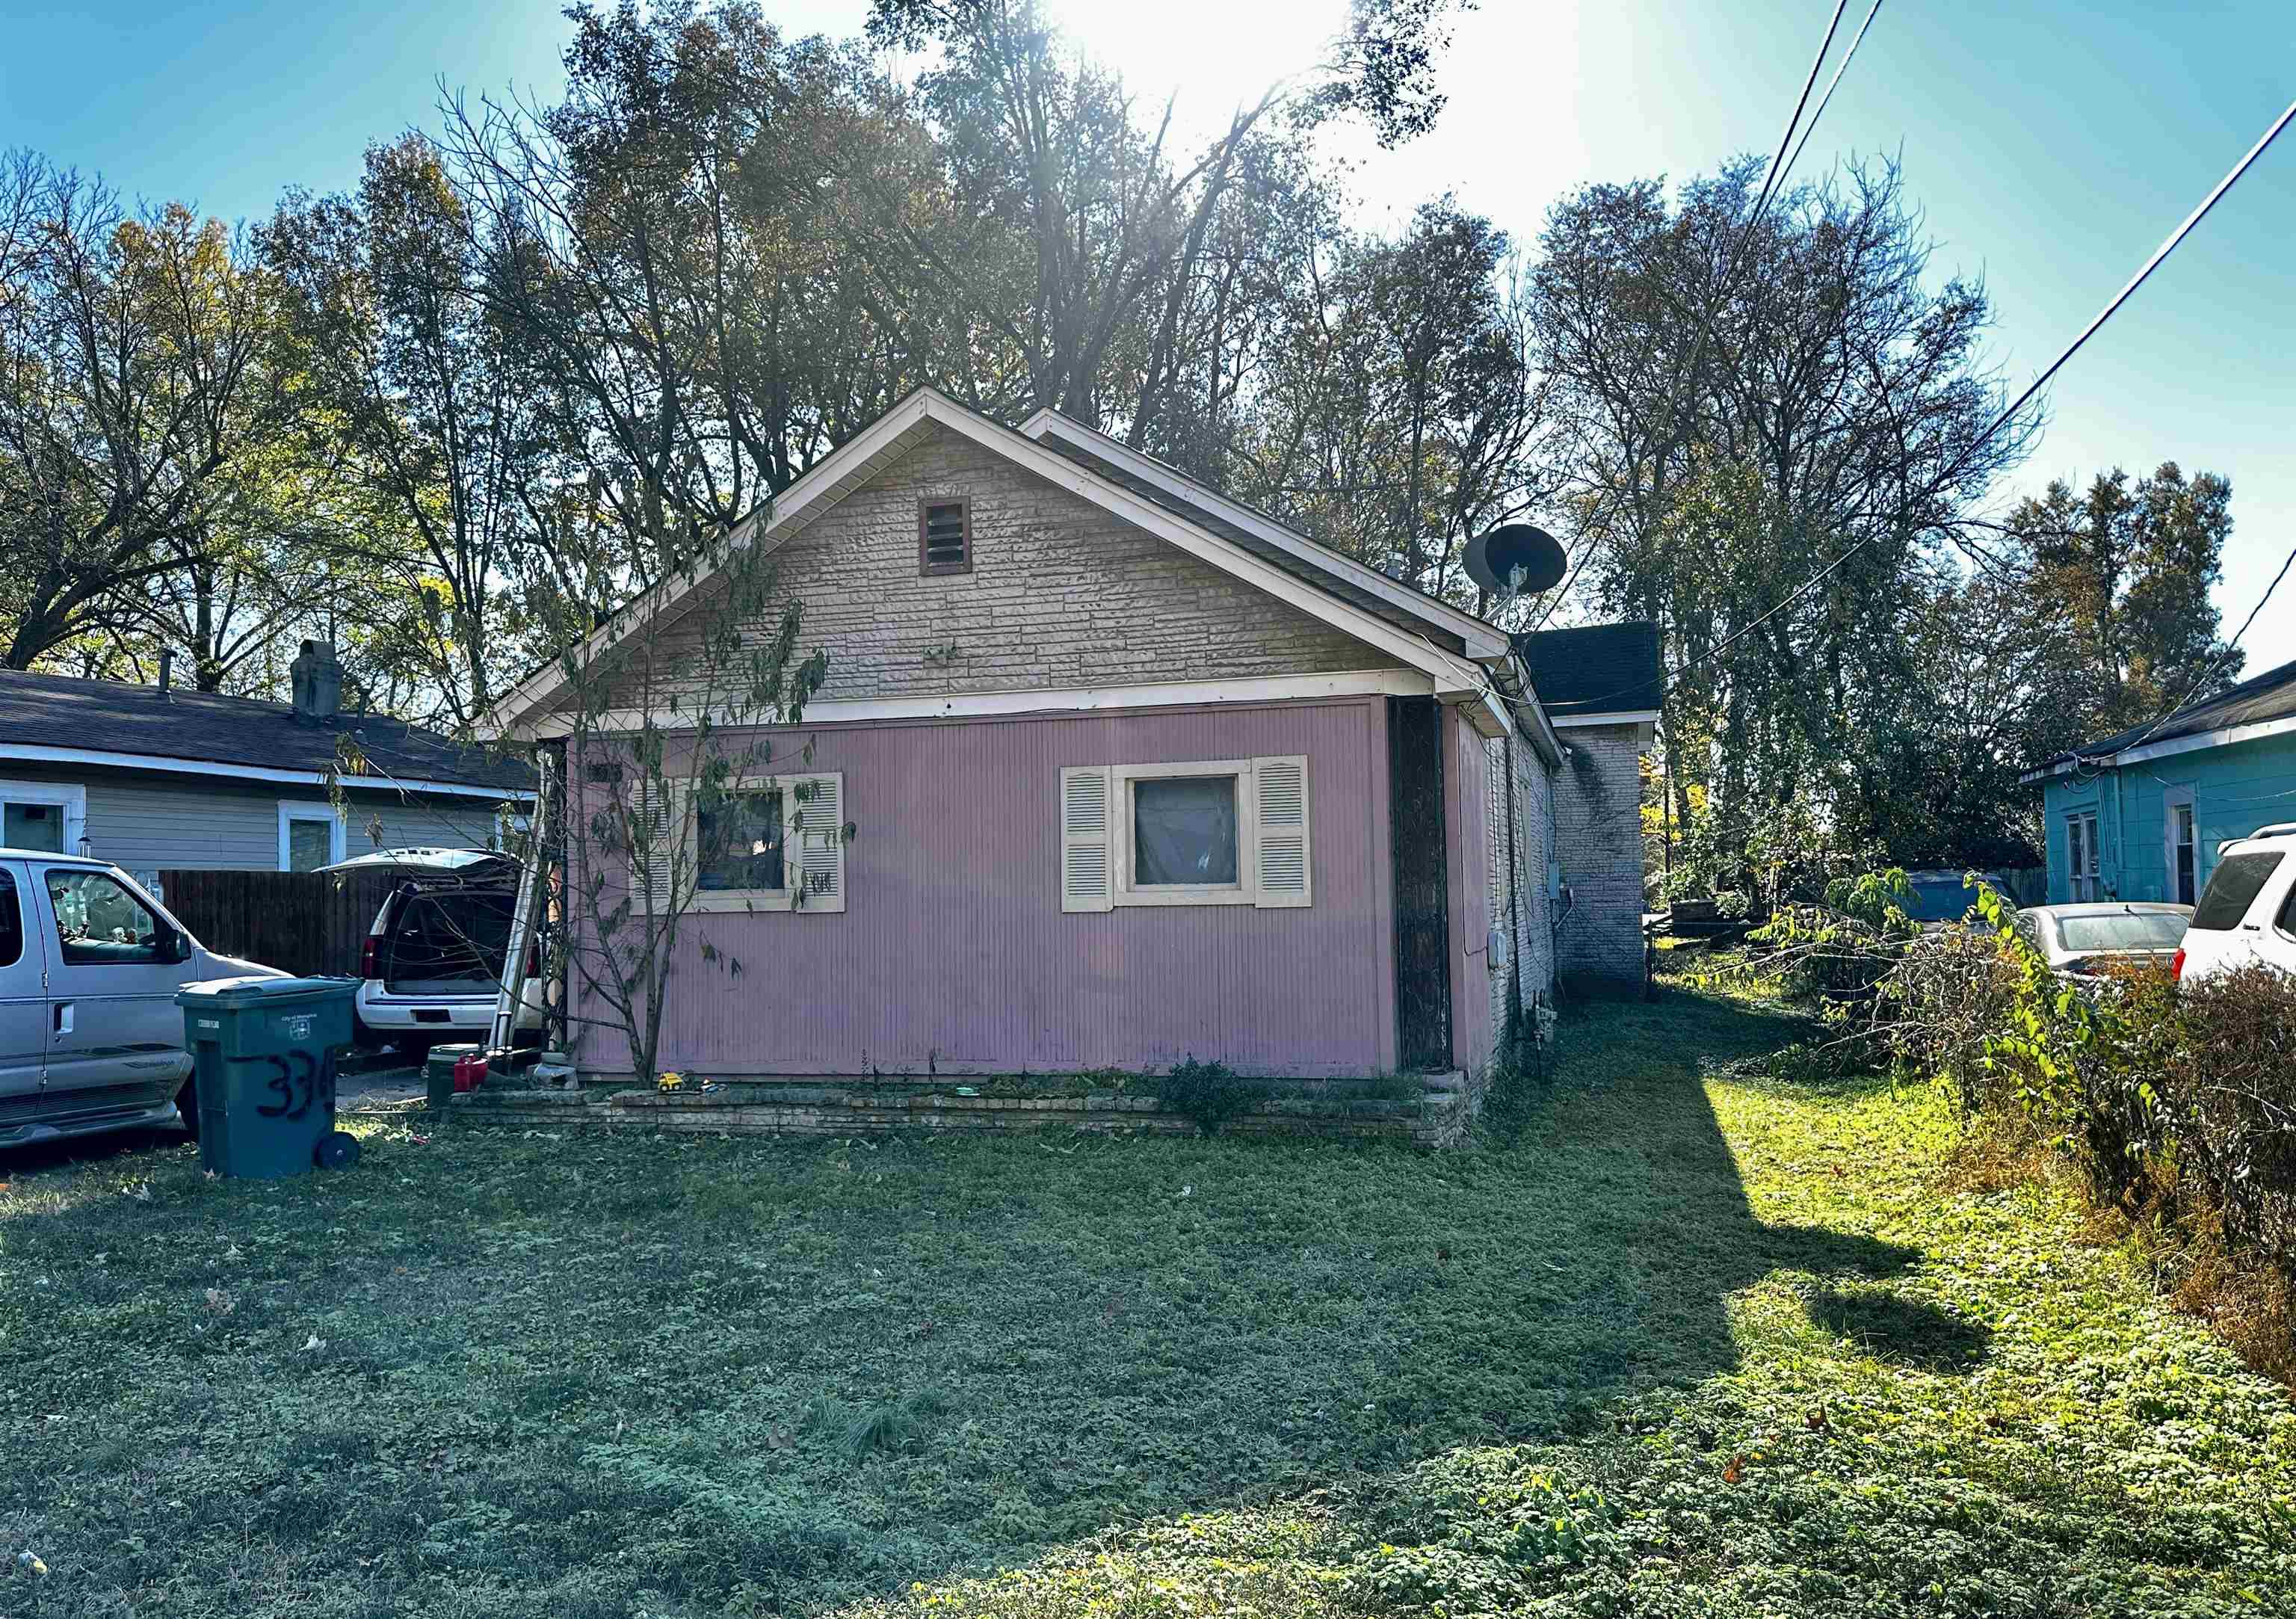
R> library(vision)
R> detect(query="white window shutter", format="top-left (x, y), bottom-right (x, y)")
top-left (1252, 755), bottom-right (1311, 907)
top-left (792, 772), bottom-right (847, 913)
top-left (630, 782), bottom-right (682, 916)
top-left (1060, 765), bottom-right (1114, 913)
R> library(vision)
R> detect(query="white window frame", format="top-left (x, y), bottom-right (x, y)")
top-left (1061, 756), bottom-right (1312, 913)
top-left (1112, 758), bottom-right (1257, 907)
top-left (672, 773), bottom-right (847, 916)
top-left (2067, 809), bottom-right (2101, 902)
top-left (2161, 786), bottom-right (2197, 906)
top-left (277, 801), bottom-right (347, 871)
top-left (0, 779), bottom-right (87, 857)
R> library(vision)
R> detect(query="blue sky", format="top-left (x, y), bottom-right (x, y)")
top-left (7, 0), bottom-right (2292, 673)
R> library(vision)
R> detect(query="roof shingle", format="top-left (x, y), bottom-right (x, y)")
top-left (0, 669), bottom-right (533, 794)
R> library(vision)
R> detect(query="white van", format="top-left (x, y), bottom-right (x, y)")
top-left (0, 848), bottom-right (281, 1147)
top-left (2175, 825), bottom-right (2296, 985)
top-left (330, 849), bottom-right (544, 1061)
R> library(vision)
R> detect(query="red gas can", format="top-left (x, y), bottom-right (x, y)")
top-left (452, 1052), bottom-right (490, 1094)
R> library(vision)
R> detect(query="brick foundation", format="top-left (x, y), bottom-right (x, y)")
top-left (451, 1071), bottom-right (1478, 1148)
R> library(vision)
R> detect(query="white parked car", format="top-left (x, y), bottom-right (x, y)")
top-left (1, 848), bottom-right (283, 1147)
top-left (328, 848), bottom-right (545, 1061)
top-left (2175, 825), bottom-right (2296, 985)
top-left (2013, 902), bottom-right (2191, 981)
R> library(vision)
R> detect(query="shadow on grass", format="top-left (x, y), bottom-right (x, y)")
top-left (0, 985), bottom-right (1930, 1618)
top-left (1804, 1283), bottom-right (1993, 1369)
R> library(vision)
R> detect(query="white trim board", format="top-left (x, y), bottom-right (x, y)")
top-left (483, 386), bottom-right (1504, 741)
top-left (1019, 407), bottom-right (1509, 661)
top-left (0, 777), bottom-right (87, 854)
top-left (2022, 712), bottom-right (2296, 782)
top-left (1549, 709), bottom-right (1661, 730)
top-left (0, 742), bottom-right (532, 801)
top-left (527, 670), bottom-right (1435, 737)
top-left (277, 801), bottom-right (348, 871)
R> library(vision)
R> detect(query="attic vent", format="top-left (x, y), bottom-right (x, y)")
top-left (919, 499), bottom-right (971, 575)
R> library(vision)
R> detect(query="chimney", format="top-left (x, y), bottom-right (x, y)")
top-left (290, 639), bottom-right (343, 723)
top-left (156, 647), bottom-right (173, 698)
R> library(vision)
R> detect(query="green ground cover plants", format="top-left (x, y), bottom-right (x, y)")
top-left (1, 981), bottom-right (2289, 1616)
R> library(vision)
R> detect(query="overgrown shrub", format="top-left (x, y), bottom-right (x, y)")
top-left (1156, 1056), bottom-right (1253, 1135)
top-left (1753, 869), bottom-right (2296, 1376)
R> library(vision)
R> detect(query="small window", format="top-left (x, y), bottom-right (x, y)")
top-left (2191, 851), bottom-right (2284, 931)
top-left (919, 499), bottom-right (971, 574)
top-left (278, 803), bottom-right (345, 871)
top-left (0, 869), bottom-right (22, 970)
top-left (1061, 757), bottom-right (1311, 911)
top-left (635, 774), bottom-right (845, 915)
top-left (45, 868), bottom-right (169, 966)
top-left (1133, 775), bottom-right (1240, 887)
top-left (697, 786), bottom-right (786, 894)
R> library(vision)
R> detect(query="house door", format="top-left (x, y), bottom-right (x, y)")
top-left (2067, 812), bottom-right (2100, 902)
top-left (0, 864), bottom-right (43, 1106)
top-left (2173, 804), bottom-right (2197, 905)
top-left (31, 864), bottom-right (194, 1103)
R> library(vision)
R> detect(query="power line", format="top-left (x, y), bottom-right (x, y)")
top-left (2115, 532), bottom-right (2296, 756)
top-left (1570, 87), bottom-right (2296, 713)
top-left (1780, 0), bottom-right (1887, 189)
top-left (1649, 0), bottom-right (1856, 455)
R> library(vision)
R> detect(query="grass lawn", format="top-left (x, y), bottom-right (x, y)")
top-left (2, 989), bottom-right (2292, 1618)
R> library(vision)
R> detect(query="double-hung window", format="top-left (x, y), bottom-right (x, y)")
top-left (1059, 756), bottom-right (1310, 911)
top-left (2067, 810), bottom-right (2101, 902)
top-left (632, 773), bottom-right (846, 914)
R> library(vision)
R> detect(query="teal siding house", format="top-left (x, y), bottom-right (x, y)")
top-left (2024, 657), bottom-right (2296, 907)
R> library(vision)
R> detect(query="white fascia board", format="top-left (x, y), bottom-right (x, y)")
top-left (0, 742), bottom-right (533, 801)
top-left (496, 387), bottom-right (1487, 740)
top-left (525, 669), bottom-right (1436, 736)
top-left (2115, 713), bottom-right (2296, 767)
top-left (1020, 410), bottom-right (1511, 661)
top-left (1550, 709), bottom-right (1661, 730)
top-left (2019, 712), bottom-right (2296, 784)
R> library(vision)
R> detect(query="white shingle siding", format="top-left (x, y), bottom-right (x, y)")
top-left (608, 425), bottom-right (1399, 711)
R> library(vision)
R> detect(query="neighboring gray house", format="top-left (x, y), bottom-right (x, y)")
top-left (0, 644), bottom-right (534, 889)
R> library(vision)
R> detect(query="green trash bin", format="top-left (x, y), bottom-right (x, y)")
top-left (176, 976), bottom-right (363, 1179)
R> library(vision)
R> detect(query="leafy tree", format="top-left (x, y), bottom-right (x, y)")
top-left (1530, 158), bottom-right (2037, 886)
top-left (2010, 463), bottom-right (2241, 747)
top-left (0, 156), bottom-right (293, 670)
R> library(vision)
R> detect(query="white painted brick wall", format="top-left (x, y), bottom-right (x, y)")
top-left (1483, 731), bottom-right (1559, 1047)
top-left (1554, 723), bottom-right (1647, 986)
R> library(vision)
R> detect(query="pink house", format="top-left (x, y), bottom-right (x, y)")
top-left (486, 389), bottom-right (1655, 1084)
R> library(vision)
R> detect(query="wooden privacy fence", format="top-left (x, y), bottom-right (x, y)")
top-left (153, 869), bottom-right (401, 979)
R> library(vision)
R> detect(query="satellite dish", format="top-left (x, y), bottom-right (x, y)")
top-left (1463, 523), bottom-right (1567, 597)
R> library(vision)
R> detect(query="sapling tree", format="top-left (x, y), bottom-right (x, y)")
top-left (520, 525), bottom-right (830, 1085)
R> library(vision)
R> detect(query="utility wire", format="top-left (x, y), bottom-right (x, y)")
top-left (1780, 0), bottom-right (1887, 188)
top-left (1569, 88), bottom-right (2296, 714)
top-left (2114, 532), bottom-right (2296, 756)
top-left (1646, 0), bottom-right (1854, 460)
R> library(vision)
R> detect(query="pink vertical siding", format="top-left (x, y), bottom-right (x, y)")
top-left (1446, 706), bottom-right (1496, 1076)
top-left (570, 697), bottom-right (1395, 1079)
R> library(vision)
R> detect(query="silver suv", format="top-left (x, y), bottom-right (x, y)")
top-left (2176, 824), bottom-right (2296, 985)
top-left (1, 849), bottom-right (280, 1147)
